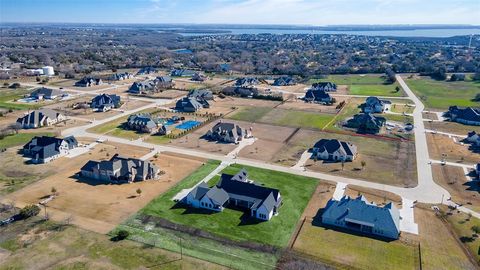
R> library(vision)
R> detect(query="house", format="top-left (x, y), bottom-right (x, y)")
top-left (191, 72), bottom-right (207, 82)
top-left (476, 163), bottom-right (480, 178)
top-left (304, 89), bottom-right (332, 104)
top-left (128, 80), bottom-right (157, 94)
top-left (126, 114), bottom-right (160, 133)
top-left (205, 122), bottom-right (251, 144)
top-left (136, 67), bottom-right (157, 75)
top-left (345, 113), bottom-right (386, 134)
top-left (157, 124), bottom-right (172, 135)
top-left (80, 154), bottom-right (160, 183)
top-left (184, 169), bottom-right (282, 220)
top-left (273, 76), bottom-right (296, 86)
top-left (188, 89), bottom-right (213, 100)
top-left (311, 82), bottom-right (337, 92)
top-left (109, 72), bottom-right (133, 81)
top-left (75, 77), bottom-right (102, 87)
top-left (155, 76), bottom-right (174, 89)
top-left (466, 131), bottom-right (480, 146)
top-left (23, 136), bottom-right (78, 163)
top-left (175, 97), bottom-right (207, 112)
top-left (362, 96), bottom-right (392, 113)
top-left (16, 109), bottom-right (65, 129)
top-left (312, 139), bottom-right (358, 162)
top-left (171, 69), bottom-right (196, 77)
top-left (29, 87), bottom-right (65, 100)
top-left (90, 94), bottom-right (121, 112)
top-left (222, 86), bottom-right (259, 98)
top-left (235, 77), bottom-right (260, 87)
top-left (322, 195), bottom-right (400, 239)
top-left (448, 106), bottom-right (480, 126)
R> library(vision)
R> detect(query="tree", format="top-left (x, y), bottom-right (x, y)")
top-left (341, 160), bottom-right (345, 171)
top-left (450, 73), bottom-right (465, 81)
top-left (51, 187), bottom-right (57, 195)
top-left (472, 70), bottom-right (480, 81)
top-left (18, 204), bottom-right (40, 219)
top-left (431, 67), bottom-right (447, 81)
top-left (136, 188), bottom-right (142, 197)
top-left (473, 93), bottom-right (480, 102)
top-left (115, 230), bottom-right (130, 241)
top-left (395, 86), bottom-right (400, 93)
top-left (361, 160), bottom-right (366, 170)
top-left (471, 225), bottom-right (480, 236)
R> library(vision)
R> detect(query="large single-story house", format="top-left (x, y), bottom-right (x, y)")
top-left (362, 96), bottom-right (392, 113)
top-left (80, 154), bottom-right (160, 183)
top-left (75, 77), bottom-right (103, 87)
top-left (136, 67), bottom-right (158, 75)
top-left (175, 97), bottom-right (206, 112)
top-left (311, 82), bottom-right (337, 92)
top-left (466, 131), bottom-right (480, 147)
top-left (23, 135), bottom-right (78, 163)
top-left (90, 94), bottom-right (121, 112)
top-left (222, 86), bottom-right (259, 98)
top-left (235, 77), bottom-right (260, 87)
top-left (29, 87), bottom-right (65, 100)
top-left (205, 122), bottom-right (251, 144)
top-left (273, 76), bottom-right (296, 86)
top-left (304, 89), bottom-right (332, 104)
top-left (16, 109), bottom-right (66, 129)
top-left (322, 195), bottom-right (400, 239)
top-left (126, 114), bottom-right (160, 133)
top-left (184, 169), bottom-right (282, 220)
top-left (109, 72), bottom-right (134, 81)
top-left (188, 89), bottom-right (213, 100)
top-left (345, 113), bottom-right (386, 134)
top-left (312, 139), bottom-right (358, 162)
top-left (191, 72), bottom-right (207, 82)
top-left (448, 106), bottom-right (480, 126)
top-left (171, 69), bottom-right (196, 77)
top-left (128, 77), bottom-right (174, 94)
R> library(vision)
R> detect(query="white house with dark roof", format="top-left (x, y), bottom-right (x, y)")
top-left (23, 136), bottom-right (78, 163)
top-left (29, 87), bottom-right (65, 100)
top-left (16, 109), bottom-right (65, 129)
top-left (75, 77), bottom-right (102, 87)
top-left (322, 195), bottom-right (400, 239)
top-left (205, 121), bottom-right (251, 144)
top-left (304, 89), bottom-right (333, 104)
top-left (466, 131), bottom-right (480, 146)
top-left (311, 82), bottom-right (337, 92)
top-left (312, 139), bottom-right (358, 162)
top-left (184, 169), bottom-right (282, 220)
top-left (362, 96), bottom-right (392, 113)
top-left (91, 94), bottom-right (121, 112)
top-left (273, 76), bottom-right (296, 86)
top-left (126, 114), bottom-right (160, 134)
top-left (235, 77), bottom-right (260, 87)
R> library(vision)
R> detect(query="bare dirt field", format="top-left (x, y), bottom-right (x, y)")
top-left (432, 164), bottom-right (480, 213)
top-left (274, 129), bottom-right (417, 187)
top-left (1, 142), bottom-right (207, 234)
top-left (147, 89), bottom-right (187, 99)
top-left (425, 120), bottom-right (480, 135)
top-left (427, 133), bottom-right (480, 164)
top-left (422, 112), bottom-right (438, 121)
top-left (344, 185), bottom-right (402, 208)
top-left (299, 182), bottom-right (335, 219)
top-left (276, 96), bottom-right (348, 113)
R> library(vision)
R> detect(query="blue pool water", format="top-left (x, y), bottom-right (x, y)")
top-left (163, 120), bottom-right (176, 126)
top-left (176, 120), bottom-right (201, 130)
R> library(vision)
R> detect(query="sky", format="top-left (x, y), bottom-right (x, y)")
top-left (0, 0), bottom-right (479, 25)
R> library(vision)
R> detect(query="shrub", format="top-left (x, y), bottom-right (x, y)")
top-left (18, 205), bottom-right (40, 219)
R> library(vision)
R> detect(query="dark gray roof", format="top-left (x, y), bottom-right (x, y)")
top-left (81, 154), bottom-right (159, 181)
top-left (311, 82), bottom-right (337, 90)
top-left (16, 109), bottom-right (63, 127)
top-left (91, 94), bottom-right (121, 108)
top-left (205, 186), bottom-right (229, 205)
top-left (449, 106), bottom-right (480, 122)
top-left (30, 87), bottom-right (64, 98)
top-left (175, 97), bottom-right (204, 111)
top-left (313, 139), bottom-right (357, 157)
top-left (190, 182), bottom-right (210, 200)
top-left (305, 89), bottom-right (331, 101)
top-left (23, 135), bottom-right (77, 160)
top-left (322, 195), bottom-right (400, 236)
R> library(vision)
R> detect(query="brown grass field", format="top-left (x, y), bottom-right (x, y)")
top-left (425, 120), bottom-right (480, 135)
top-left (427, 133), bottom-right (480, 164)
top-left (2, 142), bottom-right (206, 234)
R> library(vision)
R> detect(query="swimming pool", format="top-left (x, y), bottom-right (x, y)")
top-left (176, 120), bottom-right (201, 130)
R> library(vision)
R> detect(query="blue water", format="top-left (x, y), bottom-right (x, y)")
top-left (176, 120), bottom-right (201, 130)
top-left (175, 28), bottom-right (480, 38)
top-left (163, 120), bottom-right (176, 126)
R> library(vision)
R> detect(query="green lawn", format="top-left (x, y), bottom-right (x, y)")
top-left (228, 107), bottom-right (273, 122)
top-left (349, 84), bottom-right (403, 97)
top-left (446, 212), bottom-right (480, 264)
top-left (405, 77), bottom-right (480, 110)
top-left (0, 88), bottom-right (40, 110)
top-left (140, 162), bottom-right (318, 248)
top-left (294, 223), bottom-right (418, 270)
top-left (260, 109), bottom-right (335, 130)
top-left (309, 74), bottom-right (388, 85)
top-left (0, 132), bottom-right (54, 149)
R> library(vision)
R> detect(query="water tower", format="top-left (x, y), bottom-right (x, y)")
top-left (42, 66), bottom-right (54, 76)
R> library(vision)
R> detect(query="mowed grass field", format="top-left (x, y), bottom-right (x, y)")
top-left (139, 162), bottom-right (318, 248)
top-left (404, 76), bottom-right (480, 110)
top-left (0, 88), bottom-right (40, 110)
top-left (228, 107), bottom-right (335, 130)
top-left (293, 221), bottom-right (418, 270)
top-left (309, 74), bottom-right (405, 97)
top-left (0, 132), bottom-right (54, 149)
top-left (447, 211), bottom-right (480, 265)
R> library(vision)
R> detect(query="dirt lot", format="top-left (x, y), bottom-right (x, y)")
top-left (432, 164), bottom-right (480, 213)
top-left (422, 112), bottom-right (438, 121)
top-left (427, 133), bottom-right (480, 164)
top-left (344, 185), bottom-right (402, 206)
top-left (276, 96), bottom-right (348, 114)
top-left (2, 142), bottom-right (205, 234)
top-left (147, 89), bottom-right (188, 99)
top-left (425, 120), bottom-right (480, 135)
top-left (274, 129), bottom-right (417, 187)
top-left (299, 182), bottom-right (335, 219)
